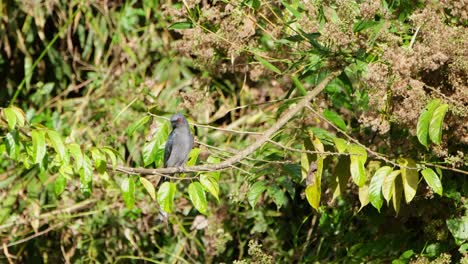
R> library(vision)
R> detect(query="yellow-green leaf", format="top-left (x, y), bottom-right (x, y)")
top-left (121, 177), bottom-right (135, 209)
top-left (188, 182), bottom-right (207, 214)
top-left (399, 158), bottom-right (419, 204)
top-left (157, 182), bottom-right (176, 213)
top-left (393, 175), bottom-right (403, 215)
top-left (358, 184), bottom-right (370, 211)
top-left (421, 168), bottom-right (443, 196)
top-left (3, 108), bottom-right (17, 130)
top-left (11, 106), bottom-right (26, 127)
top-left (417, 99), bottom-right (441, 147)
top-left (140, 177), bottom-right (156, 201)
top-left (429, 104), bottom-right (449, 145)
top-left (68, 143), bottom-right (83, 170)
top-left (369, 166), bottom-right (392, 212)
top-left (47, 130), bottom-right (67, 162)
top-left (200, 174), bottom-right (219, 202)
top-left (333, 138), bottom-right (348, 153)
top-left (348, 144), bottom-right (367, 187)
top-left (31, 130), bottom-right (47, 164)
top-left (382, 170), bottom-right (401, 203)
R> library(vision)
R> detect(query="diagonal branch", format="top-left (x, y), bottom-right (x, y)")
top-left (111, 71), bottom-right (341, 176)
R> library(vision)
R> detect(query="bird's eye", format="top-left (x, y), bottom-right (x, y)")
top-left (177, 117), bottom-right (182, 123)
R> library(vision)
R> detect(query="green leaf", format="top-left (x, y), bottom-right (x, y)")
top-left (333, 138), bottom-right (348, 153)
top-left (3, 107), bottom-right (17, 130)
top-left (421, 168), bottom-right (443, 196)
top-left (323, 109), bottom-right (347, 131)
top-left (142, 120), bottom-right (169, 167)
top-left (68, 143), bottom-right (83, 170)
top-left (382, 170), bottom-right (401, 203)
top-left (55, 174), bottom-right (67, 196)
top-left (79, 155), bottom-right (93, 196)
top-left (102, 147), bottom-right (118, 169)
top-left (417, 99), bottom-right (441, 147)
top-left (188, 182), bottom-right (207, 214)
top-left (31, 130), bottom-right (47, 164)
top-left (140, 177), bottom-right (156, 201)
top-left (5, 132), bottom-right (19, 160)
top-left (91, 147), bottom-right (107, 173)
top-left (248, 181), bottom-right (267, 208)
top-left (369, 166), bottom-right (392, 212)
top-left (11, 106), bottom-right (26, 127)
top-left (47, 130), bottom-right (67, 162)
top-left (292, 75), bottom-right (307, 96)
top-left (447, 217), bottom-right (468, 240)
top-left (168, 21), bottom-right (193, 30)
top-left (206, 156), bottom-right (221, 181)
top-left (429, 104), bottom-right (449, 145)
top-left (186, 148), bottom-right (200, 166)
top-left (399, 158), bottom-right (419, 203)
top-left (157, 182), bottom-right (176, 213)
top-left (200, 174), bottom-right (219, 201)
top-left (126, 115), bottom-right (150, 137)
top-left (121, 177), bottom-right (135, 209)
top-left (348, 144), bottom-right (367, 187)
top-left (255, 55), bottom-right (281, 74)
top-left (267, 185), bottom-right (287, 209)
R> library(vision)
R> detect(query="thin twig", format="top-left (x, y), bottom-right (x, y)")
top-left (6, 223), bottom-right (63, 248)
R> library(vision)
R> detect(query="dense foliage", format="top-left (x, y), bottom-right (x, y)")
top-left (0, 0), bottom-right (467, 263)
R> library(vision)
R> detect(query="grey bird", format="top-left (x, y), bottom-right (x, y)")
top-left (164, 113), bottom-right (194, 168)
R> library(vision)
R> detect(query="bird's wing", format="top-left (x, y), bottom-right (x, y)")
top-left (164, 131), bottom-right (174, 167)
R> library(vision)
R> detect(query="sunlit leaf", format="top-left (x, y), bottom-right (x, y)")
top-left (416, 99), bottom-right (440, 147)
top-left (200, 174), bottom-right (219, 202)
top-left (348, 144), bottom-right (367, 187)
top-left (358, 184), bottom-right (370, 211)
top-left (157, 182), bottom-right (176, 213)
top-left (47, 130), bottom-right (67, 162)
top-left (369, 166), bottom-right (392, 212)
top-left (126, 115), bottom-right (150, 137)
top-left (140, 177), bottom-right (156, 201)
top-left (102, 147), bottom-right (118, 168)
top-left (382, 170), bottom-right (401, 203)
top-left (91, 147), bottom-right (106, 173)
top-left (248, 181), bottom-right (267, 208)
top-left (68, 143), bottom-right (83, 170)
top-left (331, 157), bottom-right (350, 202)
top-left (186, 148), bottom-right (200, 166)
top-left (11, 106), bottom-right (26, 127)
top-left (79, 155), bottom-right (93, 196)
top-left (188, 182), bottom-right (207, 214)
top-left (31, 130), bottom-right (46, 164)
top-left (399, 158), bottom-right (419, 203)
top-left (206, 156), bottom-right (221, 181)
top-left (421, 168), bottom-right (443, 196)
top-left (121, 177), bottom-right (135, 209)
top-left (3, 107), bottom-right (17, 130)
top-left (142, 120), bottom-right (169, 167)
top-left (447, 217), bottom-right (468, 240)
top-left (55, 174), bottom-right (67, 196)
top-left (280, 0), bottom-right (302, 19)
top-left (333, 138), bottom-right (348, 153)
top-left (323, 109), bottom-right (347, 131)
top-left (429, 104), bottom-right (449, 145)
